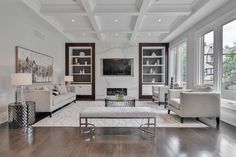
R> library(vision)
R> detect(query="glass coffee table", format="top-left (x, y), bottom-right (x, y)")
top-left (105, 96), bottom-right (135, 107)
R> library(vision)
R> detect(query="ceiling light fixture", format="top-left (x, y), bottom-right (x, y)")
top-left (114, 19), bottom-right (118, 23)
top-left (158, 18), bottom-right (162, 22)
top-left (82, 33), bottom-right (86, 36)
top-left (148, 33), bottom-right (152, 36)
top-left (114, 33), bottom-right (118, 37)
top-left (72, 19), bottom-right (75, 23)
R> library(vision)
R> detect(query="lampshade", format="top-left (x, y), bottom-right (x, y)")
top-left (64, 75), bottom-right (73, 82)
top-left (11, 73), bottom-right (32, 86)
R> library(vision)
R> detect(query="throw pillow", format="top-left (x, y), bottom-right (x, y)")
top-left (56, 85), bottom-right (68, 94)
top-left (52, 89), bottom-right (60, 96)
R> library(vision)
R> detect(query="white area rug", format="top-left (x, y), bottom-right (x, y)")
top-left (33, 101), bottom-right (208, 128)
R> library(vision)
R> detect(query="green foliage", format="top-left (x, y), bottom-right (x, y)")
top-left (223, 47), bottom-right (236, 89)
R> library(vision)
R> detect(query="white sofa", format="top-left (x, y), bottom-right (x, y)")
top-left (25, 85), bottom-right (76, 117)
top-left (168, 86), bottom-right (221, 126)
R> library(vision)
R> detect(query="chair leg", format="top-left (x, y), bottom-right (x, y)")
top-left (168, 109), bottom-right (170, 114)
top-left (216, 117), bottom-right (220, 128)
top-left (180, 117), bottom-right (184, 123)
top-left (196, 117), bottom-right (199, 121)
top-left (158, 102), bottom-right (161, 106)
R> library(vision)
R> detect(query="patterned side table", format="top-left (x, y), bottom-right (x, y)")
top-left (8, 101), bottom-right (36, 129)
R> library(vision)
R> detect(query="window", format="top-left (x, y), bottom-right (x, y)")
top-left (170, 42), bottom-right (187, 88)
top-left (202, 31), bottom-right (214, 85)
top-left (222, 20), bottom-right (236, 105)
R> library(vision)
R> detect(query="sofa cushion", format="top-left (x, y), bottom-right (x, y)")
top-left (53, 92), bottom-right (75, 105)
top-left (56, 85), bottom-right (68, 94)
top-left (169, 98), bottom-right (180, 109)
top-left (192, 85), bottom-right (213, 92)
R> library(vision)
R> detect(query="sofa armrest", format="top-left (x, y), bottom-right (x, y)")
top-left (180, 92), bottom-right (221, 117)
top-left (25, 90), bottom-right (52, 112)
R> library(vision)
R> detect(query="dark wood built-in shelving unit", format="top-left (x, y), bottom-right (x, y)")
top-left (139, 43), bottom-right (169, 100)
top-left (65, 43), bottom-right (95, 100)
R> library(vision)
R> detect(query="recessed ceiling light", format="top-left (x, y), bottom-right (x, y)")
top-left (158, 18), bottom-right (162, 22)
top-left (72, 19), bottom-right (75, 23)
top-left (114, 33), bottom-right (118, 36)
top-left (114, 19), bottom-right (118, 23)
top-left (82, 33), bottom-right (86, 36)
top-left (148, 33), bottom-right (152, 36)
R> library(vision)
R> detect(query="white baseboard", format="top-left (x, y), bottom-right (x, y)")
top-left (0, 112), bottom-right (8, 124)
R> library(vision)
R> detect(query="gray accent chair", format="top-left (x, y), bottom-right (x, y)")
top-left (152, 86), bottom-right (169, 107)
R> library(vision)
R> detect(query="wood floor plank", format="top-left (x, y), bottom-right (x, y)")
top-left (0, 123), bottom-right (236, 157)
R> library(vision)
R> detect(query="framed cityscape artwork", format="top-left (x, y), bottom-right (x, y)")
top-left (16, 46), bottom-right (53, 83)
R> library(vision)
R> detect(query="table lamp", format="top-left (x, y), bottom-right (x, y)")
top-left (64, 75), bottom-right (73, 92)
top-left (11, 73), bottom-right (32, 104)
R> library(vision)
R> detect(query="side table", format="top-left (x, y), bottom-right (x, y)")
top-left (8, 101), bottom-right (36, 130)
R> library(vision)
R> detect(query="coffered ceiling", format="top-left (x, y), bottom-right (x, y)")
top-left (21, 0), bottom-right (229, 42)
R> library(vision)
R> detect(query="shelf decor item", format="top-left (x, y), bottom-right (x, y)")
top-left (79, 52), bottom-right (85, 56)
top-left (152, 52), bottom-right (156, 56)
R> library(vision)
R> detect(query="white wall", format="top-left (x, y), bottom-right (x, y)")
top-left (95, 42), bottom-right (139, 99)
top-left (0, 0), bottom-right (68, 124)
top-left (169, 0), bottom-right (236, 126)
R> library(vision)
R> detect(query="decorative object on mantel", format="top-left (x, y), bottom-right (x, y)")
top-left (16, 46), bottom-right (53, 83)
top-left (146, 60), bottom-right (149, 65)
top-left (11, 73), bottom-right (32, 104)
top-left (64, 75), bottom-right (73, 92)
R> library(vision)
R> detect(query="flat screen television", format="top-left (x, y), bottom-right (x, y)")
top-left (102, 58), bottom-right (133, 76)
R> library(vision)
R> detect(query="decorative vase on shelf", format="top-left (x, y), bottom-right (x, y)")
top-left (152, 78), bottom-right (155, 83)
top-left (85, 61), bottom-right (87, 65)
top-left (79, 52), bottom-right (85, 56)
top-left (147, 60), bottom-right (149, 65)
top-left (74, 58), bottom-right (78, 64)
top-left (150, 68), bottom-right (153, 73)
top-left (152, 52), bottom-right (156, 56)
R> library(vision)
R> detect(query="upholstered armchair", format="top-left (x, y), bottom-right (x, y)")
top-left (168, 87), bottom-right (221, 126)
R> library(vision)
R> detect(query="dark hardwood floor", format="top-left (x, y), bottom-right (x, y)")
top-left (0, 122), bottom-right (236, 157)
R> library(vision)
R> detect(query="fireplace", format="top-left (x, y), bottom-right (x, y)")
top-left (107, 88), bottom-right (127, 96)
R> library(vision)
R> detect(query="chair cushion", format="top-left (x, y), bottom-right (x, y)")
top-left (192, 85), bottom-right (214, 92)
top-left (56, 85), bottom-right (68, 94)
top-left (169, 98), bottom-right (180, 109)
top-left (153, 91), bottom-right (159, 97)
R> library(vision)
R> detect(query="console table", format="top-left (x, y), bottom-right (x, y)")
top-left (105, 96), bottom-right (135, 107)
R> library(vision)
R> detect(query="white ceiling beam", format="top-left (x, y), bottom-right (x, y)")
top-left (40, 4), bottom-right (86, 15)
top-left (81, 0), bottom-right (104, 41)
top-left (139, 28), bottom-right (170, 33)
top-left (130, 0), bottom-right (152, 41)
top-left (147, 4), bottom-right (192, 15)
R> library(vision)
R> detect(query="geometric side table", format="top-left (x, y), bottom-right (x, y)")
top-left (8, 101), bottom-right (36, 130)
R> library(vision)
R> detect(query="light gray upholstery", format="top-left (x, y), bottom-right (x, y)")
top-left (80, 107), bottom-right (157, 118)
top-left (25, 88), bottom-right (76, 113)
top-left (168, 89), bottom-right (221, 121)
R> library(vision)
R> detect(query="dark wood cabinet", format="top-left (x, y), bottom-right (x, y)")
top-left (65, 43), bottom-right (95, 100)
top-left (139, 43), bottom-right (169, 100)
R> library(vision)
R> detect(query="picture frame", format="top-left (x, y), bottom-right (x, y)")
top-left (16, 46), bottom-right (53, 83)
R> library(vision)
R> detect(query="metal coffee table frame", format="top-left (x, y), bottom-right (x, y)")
top-left (105, 96), bottom-right (135, 107)
top-left (80, 116), bottom-right (156, 137)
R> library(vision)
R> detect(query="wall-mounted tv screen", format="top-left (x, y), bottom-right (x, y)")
top-left (102, 58), bottom-right (133, 76)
